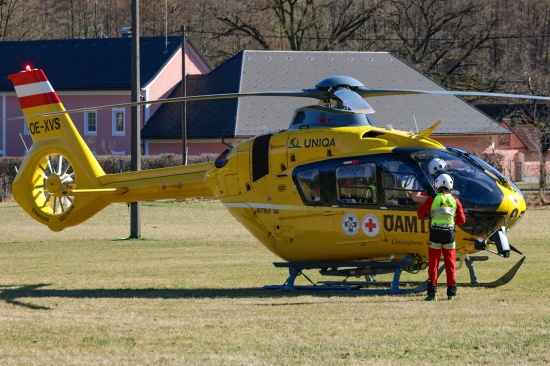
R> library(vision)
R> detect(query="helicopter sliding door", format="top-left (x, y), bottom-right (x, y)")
top-left (378, 158), bottom-right (431, 253)
top-left (330, 161), bottom-right (387, 259)
top-left (283, 164), bottom-right (336, 261)
top-left (380, 158), bottom-right (430, 208)
top-left (328, 157), bottom-right (432, 260)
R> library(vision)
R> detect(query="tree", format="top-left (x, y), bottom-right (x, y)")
top-left (379, 0), bottom-right (499, 89)
top-left (498, 92), bottom-right (550, 201)
top-left (521, 75), bottom-right (550, 196)
top-left (0, 0), bottom-right (24, 40)
top-left (209, 0), bottom-right (383, 52)
top-left (308, 0), bottom-right (383, 51)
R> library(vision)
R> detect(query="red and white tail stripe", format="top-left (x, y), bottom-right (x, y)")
top-left (8, 68), bottom-right (63, 112)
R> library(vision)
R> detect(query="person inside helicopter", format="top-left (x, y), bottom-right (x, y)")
top-left (382, 160), bottom-right (427, 206)
top-left (427, 158), bottom-right (448, 180)
top-left (397, 163), bottom-right (429, 205)
top-left (336, 163), bottom-right (378, 204)
top-left (423, 156), bottom-right (475, 198)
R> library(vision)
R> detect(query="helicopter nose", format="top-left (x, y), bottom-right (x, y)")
top-left (507, 191), bottom-right (525, 221)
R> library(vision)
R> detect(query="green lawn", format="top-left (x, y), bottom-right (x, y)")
top-left (1, 201), bottom-right (549, 365)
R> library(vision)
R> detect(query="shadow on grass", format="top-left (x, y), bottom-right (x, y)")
top-left (0, 283), bottom-right (349, 310)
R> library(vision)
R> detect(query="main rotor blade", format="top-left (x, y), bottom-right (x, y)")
top-left (13, 89), bottom-right (326, 119)
top-left (12, 84), bottom-right (550, 120)
top-left (356, 87), bottom-right (550, 101)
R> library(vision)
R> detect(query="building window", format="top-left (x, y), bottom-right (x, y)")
top-left (498, 134), bottom-right (510, 146)
top-left (112, 108), bottom-right (125, 136)
top-left (85, 111), bottom-right (97, 135)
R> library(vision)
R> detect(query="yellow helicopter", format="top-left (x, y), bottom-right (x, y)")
top-left (9, 67), bottom-right (541, 294)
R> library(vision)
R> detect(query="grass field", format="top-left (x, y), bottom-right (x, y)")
top-left (1, 200), bottom-right (549, 365)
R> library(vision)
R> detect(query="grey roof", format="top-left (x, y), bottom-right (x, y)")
top-left (0, 37), bottom-right (183, 90)
top-left (236, 51), bottom-right (507, 136)
top-left (144, 50), bottom-right (509, 140)
top-left (142, 52), bottom-right (243, 139)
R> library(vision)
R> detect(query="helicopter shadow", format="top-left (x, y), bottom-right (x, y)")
top-left (0, 283), bottom-right (349, 311)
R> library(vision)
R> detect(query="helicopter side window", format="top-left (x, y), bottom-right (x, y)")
top-left (291, 110), bottom-right (306, 126)
top-left (336, 163), bottom-right (377, 204)
top-left (296, 169), bottom-right (321, 203)
top-left (382, 161), bottom-right (427, 206)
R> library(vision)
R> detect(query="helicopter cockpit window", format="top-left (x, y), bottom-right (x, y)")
top-left (296, 169), bottom-right (321, 203)
top-left (408, 148), bottom-right (504, 208)
top-left (336, 163), bottom-right (377, 204)
top-left (382, 160), bottom-right (427, 206)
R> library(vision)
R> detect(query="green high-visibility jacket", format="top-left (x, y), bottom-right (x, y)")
top-left (430, 193), bottom-right (457, 226)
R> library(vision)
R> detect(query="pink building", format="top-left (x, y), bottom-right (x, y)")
top-left (475, 104), bottom-right (549, 183)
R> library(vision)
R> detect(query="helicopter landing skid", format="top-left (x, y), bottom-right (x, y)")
top-left (458, 255), bottom-right (526, 288)
top-left (264, 256), bottom-right (428, 295)
top-left (264, 255), bottom-right (526, 294)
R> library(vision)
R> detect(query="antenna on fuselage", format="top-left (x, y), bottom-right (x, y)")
top-left (413, 114), bottom-right (419, 134)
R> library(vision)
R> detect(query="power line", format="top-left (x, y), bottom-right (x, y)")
top-left (172, 28), bottom-right (549, 43)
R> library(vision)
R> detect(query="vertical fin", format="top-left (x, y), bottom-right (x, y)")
top-left (9, 68), bottom-right (108, 231)
top-left (417, 120), bottom-right (441, 138)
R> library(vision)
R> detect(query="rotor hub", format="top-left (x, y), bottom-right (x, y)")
top-left (315, 76), bottom-right (364, 89)
top-left (46, 174), bottom-right (63, 194)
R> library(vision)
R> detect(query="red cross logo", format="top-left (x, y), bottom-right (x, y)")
top-left (364, 218), bottom-right (377, 232)
top-left (362, 214), bottom-right (380, 237)
top-left (512, 196), bottom-right (519, 206)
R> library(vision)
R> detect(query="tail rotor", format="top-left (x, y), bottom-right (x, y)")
top-left (34, 153), bottom-right (76, 215)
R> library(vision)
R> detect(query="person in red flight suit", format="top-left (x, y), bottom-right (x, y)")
top-left (417, 173), bottom-right (466, 301)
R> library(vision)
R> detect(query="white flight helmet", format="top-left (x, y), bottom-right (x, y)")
top-left (428, 158), bottom-right (447, 174)
top-left (434, 173), bottom-right (454, 191)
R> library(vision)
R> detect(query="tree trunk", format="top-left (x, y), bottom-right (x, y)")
top-left (539, 146), bottom-right (549, 204)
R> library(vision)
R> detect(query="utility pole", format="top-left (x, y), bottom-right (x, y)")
top-left (130, 0), bottom-right (141, 239)
top-left (181, 25), bottom-right (188, 165)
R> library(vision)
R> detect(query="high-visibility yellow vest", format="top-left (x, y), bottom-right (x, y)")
top-left (430, 193), bottom-right (457, 226)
